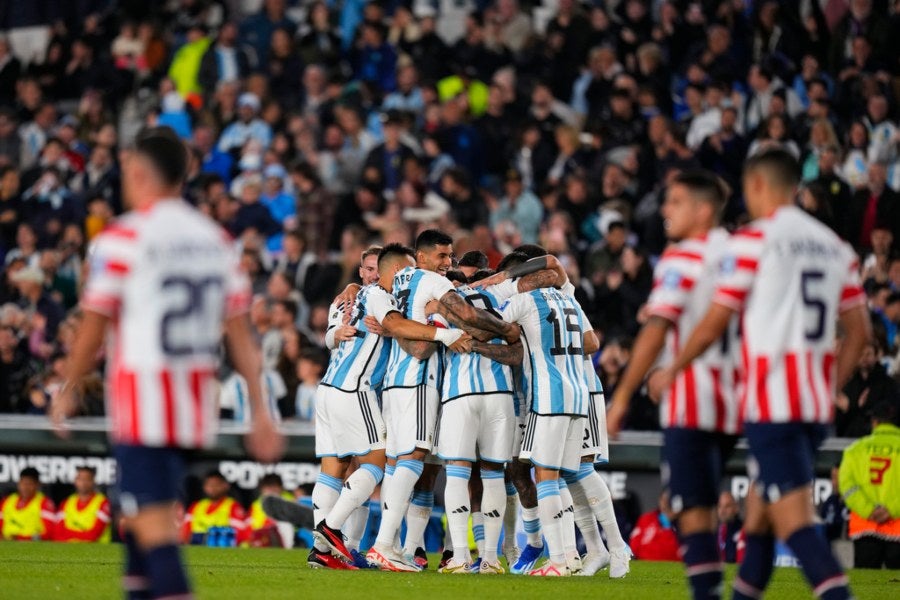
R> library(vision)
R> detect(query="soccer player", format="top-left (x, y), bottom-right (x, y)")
top-left (606, 170), bottom-right (740, 597)
top-left (434, 270), bottom-right (523, 575)
top-left (51, 126), bottom-right (285, 599)
top-left (367, 230), bottom-right (511, 572)
top-left (311, 243), bottom-right (469, 570)
top-left (324, 246), bottom-right (382, 351)
top-left (656, 150), bottom-right (870, 600)
top-left (56, 466), bottom-right (112, 543)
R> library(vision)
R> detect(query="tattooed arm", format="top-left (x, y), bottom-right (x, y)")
top-left (471, 339), bottom-right (523, 366)
top-left (397, 337), bottom-right (439, 360)
top-left (438, 291), bottom-right (518, 342)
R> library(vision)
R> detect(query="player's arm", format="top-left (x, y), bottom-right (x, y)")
top-left (471, 339), bottom-right (523, 365)
top-left (437, 291), bottom-right (518, 342)
top-left (224, 314), bottom-right (285, 463)
top-left (52, 310), bottom-right (110, 428)
top-left (379, 311), bottom-right (467, 349)
top-left (332, 283), bottom-right (361, 320)
top-left (325, 301), bottom-right (356, 349)
top-left (474, 255), bottom-right (567, 291)
top-left (607, 316), bottom-right (670, 437)
top-left (670, 303), bottom-right (733, 375)
top-left (583, 328), bottom-right (600, 355)
top-left (397, 337), bottom-right (439, 360)
top-left (835, 304), bottom-right (872, 391)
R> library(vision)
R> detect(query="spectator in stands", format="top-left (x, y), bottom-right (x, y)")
top-left (182, 471), bottom-right (249, 547)
top-left (217, 92), bottom-right (272, 155)
top-left (630, 491), bottom-right (680, 562)
top-left (837, 340), bottom-right (899, 437)
top-left (199, 22), bottom-right (254, 97)
top-left (488, 168), bottom-right (542, 245)
top-left (717, 491), bottom-right (744, 564)
top-left (0, 467), bottom-right (56, 540)
top-left (820, 463), bottom-right (849, 543)
top-left (55, 466), bottom-right (111, 543)
top-left (294, 347), bottom-right (327, 423)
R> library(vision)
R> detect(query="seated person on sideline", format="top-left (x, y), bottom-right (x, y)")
top-left (629, 492), bottom-right (681, 562)
top-left (0, 467), bottom-right (56, 541)
top-left (56, 466), bottom-right (112, 542)
top-left (182, 471), bottom-right (249, 546)
top-left (249, 473), bottom-right (296, 548)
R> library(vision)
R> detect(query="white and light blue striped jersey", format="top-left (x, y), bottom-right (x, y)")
top-left (442, 285), bottom-right (514, 403)
top-left (383, 267), bottom-right (455, 390)
top-left (501, 288), bottom-right (589, 416)
top-left (218, 370), bottom-right (285, 423)
top-left (320, 284), bottom-right (396, 392)
top-left (574, 303), bottom-right (603, 395)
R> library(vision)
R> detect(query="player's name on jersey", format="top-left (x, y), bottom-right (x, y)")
top-left (146, 240), bottom-right (225, 262)
top-left (774, 238), bottom-right (842, 258)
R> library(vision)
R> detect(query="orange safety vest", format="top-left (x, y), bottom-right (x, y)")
top-left (189, 498), bottom-right (240, 534)
top-left (60, 493), bottom-right (111, 543)
top-left (1, 492), bottom-right (51, 540)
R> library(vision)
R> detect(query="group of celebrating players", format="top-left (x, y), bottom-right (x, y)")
top-left (54, 126), bottom-right (869, 600)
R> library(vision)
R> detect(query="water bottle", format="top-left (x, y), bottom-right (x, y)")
top-left (223, 527), bottom-right (236, 547)
top-left (206, 527), bottom-right (220, 547)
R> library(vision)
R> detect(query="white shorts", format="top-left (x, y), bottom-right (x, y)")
top-left (511, 413), bottom-right (527, 458)
top-left (435, 393), bottom-right (514, 464)
top-left (315, 386), bottom-right (385, 458)
top-left (519, 413), bottom-right (585, 474)
top-left (382, 385), bottom-right (440, 459)
top-left (582, 392), bottom-right (610, 463)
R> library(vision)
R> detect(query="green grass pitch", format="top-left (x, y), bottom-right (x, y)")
top-left (1, 543), bottom-right (897, 599)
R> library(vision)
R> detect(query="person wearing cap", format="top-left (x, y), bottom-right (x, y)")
top-left (12, 264), bottom-right (64, 342)
top-left (364, 110), bottom-right (415, 192)
top-left (839, 401), bottom-right (900, 568)
top-left (260, 164), bottom-right (296, 253)
top-left (488, 168), bottom-right (542, 244)
top-left (217, 92), bottom-right (273, 154)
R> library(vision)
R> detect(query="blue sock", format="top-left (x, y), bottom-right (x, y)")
top-left (681, 532), bottom-right (722, 600)
top-left (123, 533), bottom-right (150, 600)
top-left (785, 526), bottom-right (851, 600)
top-left (144, 544), bottom-right (191, 599)
top-left (733, 534), bottom-right (775, 600)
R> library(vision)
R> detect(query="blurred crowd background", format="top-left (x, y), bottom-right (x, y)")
top-left (0, 0), bottom-right (899, 437)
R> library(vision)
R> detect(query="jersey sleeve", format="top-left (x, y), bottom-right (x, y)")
top-left (838, 244), bottom-right (865, 313)
top-left (81, 227), bottom-right (138, 317)
top-left (324, 301), bottom-right (344, 350)
top-left (500, 293), bottom-right (527, 324)
top-left (486, 279), bottom-right (519, 302)
top-left (424, 270), bottom-right (455, 301)
top-left (712, 228), bottom-right (765, 312)
top-left (368, 287), bottom-right (399, 323)
top-left (224, 243), bottom-right (252, 318)
top-left (646, 251), bottom-right (697, 322)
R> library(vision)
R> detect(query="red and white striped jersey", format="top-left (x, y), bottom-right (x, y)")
top-left (647, 228), bottom-right (741, 433)
top-left (712, 206), bottom-right (865, 424)
top-left (83, 199), bottom-right (251, 449)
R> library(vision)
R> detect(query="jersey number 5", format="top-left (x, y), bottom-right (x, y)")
top-left (160, 276), bottom-right (225, 356)
top-left (801, 270), bottom-right (826, 341)
top-left (547, 308), bottom-right (583, 356)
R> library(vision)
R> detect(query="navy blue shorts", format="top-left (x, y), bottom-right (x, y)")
top-left (114, 444), bottom-right (188, 515)
top-left (744, 422), bottom-right (828, 503)
top-left (662, 428), bottom-right (738, 513)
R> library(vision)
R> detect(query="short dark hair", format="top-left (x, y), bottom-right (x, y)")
top-left (133, 126), bottom-right (188, 187)
top-left (274, 299), bottom-right (298, 319)
top-left (497, 251), bottom-right (530, 272)
top-left (377, 242), bottom-right (415, 268)
top-left (512, 244), bottom-right (548, 260)
top-left (415, 229), bottom-right (452, 251)
top-left (459, 250), bottom-right (488, 269)
top-left (870, 401), bottom-right (898, 426)
top-left (76, 466), bottom-right (97, 477)
top-left (886, 292), bottom-right (900, 306)
top-left (470, 269), bottom-right (495, 283)
top-left (259, 473), bottom-right (284, 489)
top-left (445, 269), bottom-right (468, 285)
top-left (743, 148), bottom-right (801, 190)
top-left (20, 467), bottom-right (40, 482)
top-left (204, 469), bottom-right (227, 482)
top-left (671, 169), bottom-right (730, 221)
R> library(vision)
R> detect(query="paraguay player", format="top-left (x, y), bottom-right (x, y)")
top-left (607, 170), bottom-right (741, 597)
top-left (657, 151), bottom-right (870, 600)
top-left (51, 126), bottom-right (285, 599)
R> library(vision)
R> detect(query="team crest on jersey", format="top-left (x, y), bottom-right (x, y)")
top-left (498, 300), bottom-right (510, 311)
top-left (661, 269), bottom-right (682, 290)
top-left (719, 255), bottom-right (737, 276)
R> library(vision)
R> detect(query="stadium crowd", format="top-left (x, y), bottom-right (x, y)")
top-left (0, 0), bottom-right (899, 435)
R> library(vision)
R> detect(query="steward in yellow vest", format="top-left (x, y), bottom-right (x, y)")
top-left (182, 471), bottom-right (248, 545)
top-left (248, 473), bottom-right (294, 547)
top-left (56, 467), bottom-right (111, 543)
top-left (0, 467), bottom-right (56, 541)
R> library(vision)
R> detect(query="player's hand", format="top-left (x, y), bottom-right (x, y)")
top-left (870, 505), bottom-right (891, 524)
top-left (449, 333), bottom-right (472, 353)
top-left (245, 417), bottom-right (286, 464)
top-left (606, 399), bottom-right (628, 440)
top-left (363, 316), bottom-right (385, 336)
top-left (648, 368), bottom-right (673, 403)
top-left (333, 285), bottom-right (361, 320)
top-left (49, 381), bottom-right (79, 439)
top-left (471, 271), bottom-right (508, 289)
top-left (834, 392), bottom-right (850, 412)
top-left (334, 325), bottom-right (358, 342)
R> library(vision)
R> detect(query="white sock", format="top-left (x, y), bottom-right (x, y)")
top-left (521, 505), bottom-right (543, 547)
top-left (480, 470), bottom-right (506, 563)
top-left (568, 478), bottom-right (606, 556)
top-left (443, 517), bottom-right (453, 552)
top-left (471, 511), bottom-right (485, 557)
top-left (312, 472), bottom-right (342, 552)
top-left (326, 464), bottom-right (382, 531)
top-left (444, 464), bottom-right (472, 561)
top-left (503, 483), bottom-right (519, 550)
top-left (374, 459), bottom-right (423, 549)
top-left (344, 504), bottom-right (370, 552)
top-left (558, 480), bottom-right (578, 561)
top-left (536, 479), bottom-right (565, 565)
top-left (575, 469), bottom-right (626, 552)
top-left (403, 489), bottom-right (433, 555)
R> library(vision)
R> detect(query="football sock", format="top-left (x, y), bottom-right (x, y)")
top-left (375, 459), bottom-right (423, 549)
top-left (480, 469), bottom-right (506, 563)
top-left (445, 464), bottom-right (473, 561)
top-left (312, 472), bottom-right (342, 552)
top-left (681, 532), bottom-right (723, 600)
top-left (536, 479), bottom-right (565, 565)
top-left (326, 464), bottom-right (383, 531)
top-left (568, 480), bottom-right (605, 556)
top-left (558, 480), bottom-right (578, 561)
top-left (144, 544), bottom-right (191, 599)
top-left (503, 483), bottom-right (520, 550)
top-left (403, 489), bottom-right (434, 555)
top-left (786, 526), bottom-right (851, 600)
top-left (732, 534), bottom-right (775, 599)
top-left (573, 466), bottom-right (626, 552)
top-left (471, 511), bottom-right (485, 557)
top-left (521, 505), bottom-right (543, 547)
top-left (344, 504), bottom-right (370, 552)
top-left (123, 532), bottom-right (150, 600)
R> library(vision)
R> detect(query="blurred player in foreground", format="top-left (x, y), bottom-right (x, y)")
top-left (52, 126), bottom-right (285, 599)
